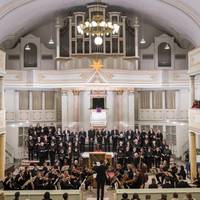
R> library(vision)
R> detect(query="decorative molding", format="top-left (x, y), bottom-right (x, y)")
top-left (139, 109), bottom-right (188, 121)
top-left (4, 69), bottom-right (189, 89)
top-left (6, 110), bottom-right (56, 122)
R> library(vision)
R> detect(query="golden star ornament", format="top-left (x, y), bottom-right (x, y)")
top-left (90, 59), bottom-right (103, 71)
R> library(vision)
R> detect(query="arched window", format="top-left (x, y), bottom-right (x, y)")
top-left (158, 42), bottom-right (171, 67)
top-left (24, 43), bottom-right (37, 68)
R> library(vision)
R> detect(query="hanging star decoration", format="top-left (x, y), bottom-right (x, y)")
top-left (90, 59), bottom-right (103, 71)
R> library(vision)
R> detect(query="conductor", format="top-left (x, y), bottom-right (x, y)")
top-left (93, 160), bottom-right (107, 200)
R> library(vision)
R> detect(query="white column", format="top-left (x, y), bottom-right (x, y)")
top-left (15, 91), bottom-right (19, 121)
top-left (162, 91), bottom-right (165, 109)
top-left (134, 17), bottom-right (139, 70)
top-left (175, 90), bottom-right (179, 110)
top-left (73, 90), bottom-right (80, 131)
top-left (150, 91), bottom-right (153, 109)
top-left (116, 90), bottom-right (123, 130)
top-left (122, 91), bottom-right (129, 127)
top-left (0, 77), bottom-right (4, 110)
top-left (107, 91), bottom-right (115, 130)
top-left (29, 91), bottom-right (32, 110)
top-left (55, 17), bottom-right (61, 70)
top-left (189, 75), bottom-right (195, 107)
top-left (61, 90), bottom-right (68, 130)
top-left (42, 91), bottom-right (45, 110)
top-left (68, 17), bottom-right (72, 57)
top-left (163, 125), bottom-right (166, 140)
top-left (122, 16), bottom-right (126, 56)
top-left (128, 91), bottom-right (135, 129)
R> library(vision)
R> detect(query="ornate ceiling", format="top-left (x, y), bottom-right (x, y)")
top-left (0, 0), bottom-right (199, 48)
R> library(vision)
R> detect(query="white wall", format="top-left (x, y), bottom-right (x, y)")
top-left (6, 125), bottom-right (19, 158)
top-left (176, 124), bottom-right (188, 158)
top-left (5, 89), bottom-right (16, 112)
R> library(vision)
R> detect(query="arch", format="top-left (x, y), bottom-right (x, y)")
top-left (24, 43), bottom-right (37, 68)
top-left (0, 0), bottom-right (200, 46)
top-left (158, 42), bottom-right (171, 67)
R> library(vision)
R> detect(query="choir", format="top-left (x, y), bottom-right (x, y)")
top-left (4, 124), bottom-right (197, 191)
top-left (27, 124), bottom-right (171, 169)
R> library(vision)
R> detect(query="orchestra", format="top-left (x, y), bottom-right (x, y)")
top-left (4, 123), bottom-right (191, 191)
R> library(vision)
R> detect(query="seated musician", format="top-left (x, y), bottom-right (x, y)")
top-left (81, 167), bottom-right (93, 190)
top-left (110, 163), bottom-right (125, 189)
top-left (123, 164), bottom-right (137, 189)
top-left (60, 175), bottom-right (74, 189)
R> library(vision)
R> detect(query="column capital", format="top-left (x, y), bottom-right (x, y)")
top-left (72, 90), bottom-right (80, 96)
top-left (55, 16), bottom-right (62, 28)
top-left (61, 90), bottom-right (69, 96)
top-left (128, 89), bottom-right (135, 94)
top-left (133, 16), bottom-right (140, 28)
top-left (116, 90), bottom-right (124, 95)
top-left (190, 75), bottom-right (195, 81)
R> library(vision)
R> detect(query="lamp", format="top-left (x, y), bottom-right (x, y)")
top-left (164, 43), bottom-right (170, 50)
top-left (25, 44), bottom-right (31, 51)
top-left (140, 18), bottom-right (146, 44)
top-left (49, 21), bottom-right (54, 45)
top-left (94, 36), bottom-right (103, 45)
top-left (140, 37), bottom-right (146, 44)
top-left (77, 0), bottom-right (120, 45)
top-left (48, 37), bottom-right (54, 45)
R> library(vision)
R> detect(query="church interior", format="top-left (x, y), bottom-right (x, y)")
top-left (0, 0), bottom-right (200, 200)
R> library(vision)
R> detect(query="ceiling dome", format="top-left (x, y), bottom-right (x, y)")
top-left (0, 0), bottom-right (200, 47)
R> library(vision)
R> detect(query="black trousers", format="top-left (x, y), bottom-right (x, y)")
top-left (97, 181), bottom-right (105, 200)
top-left (49, 152), bottom-right (55, 166)
top-left (89, 141), bottom-right (94, 151)
top-left (28, 149), bottom-right (34, 160)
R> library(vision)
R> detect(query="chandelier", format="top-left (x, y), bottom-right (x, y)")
top-left (77, 1), bottom-right (120, 45)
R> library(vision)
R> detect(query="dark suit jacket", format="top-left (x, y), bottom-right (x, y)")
top-left (94, 164), bottom-right (107, 184)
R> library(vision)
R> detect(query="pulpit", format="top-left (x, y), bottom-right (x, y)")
top-left (89, 152), bottom-right (106, 167)
top-left (81, 152), bottom-right (114, 167)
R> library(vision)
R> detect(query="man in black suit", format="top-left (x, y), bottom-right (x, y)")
top-left (79, 128), bottom-right (86, 152)
top-left (93, 160), bottom-right (107, 200)
top-left (88, 128), bottom-right (95, 151)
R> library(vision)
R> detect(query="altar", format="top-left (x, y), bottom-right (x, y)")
top-left (90, 109), bottom-right (107, 127)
